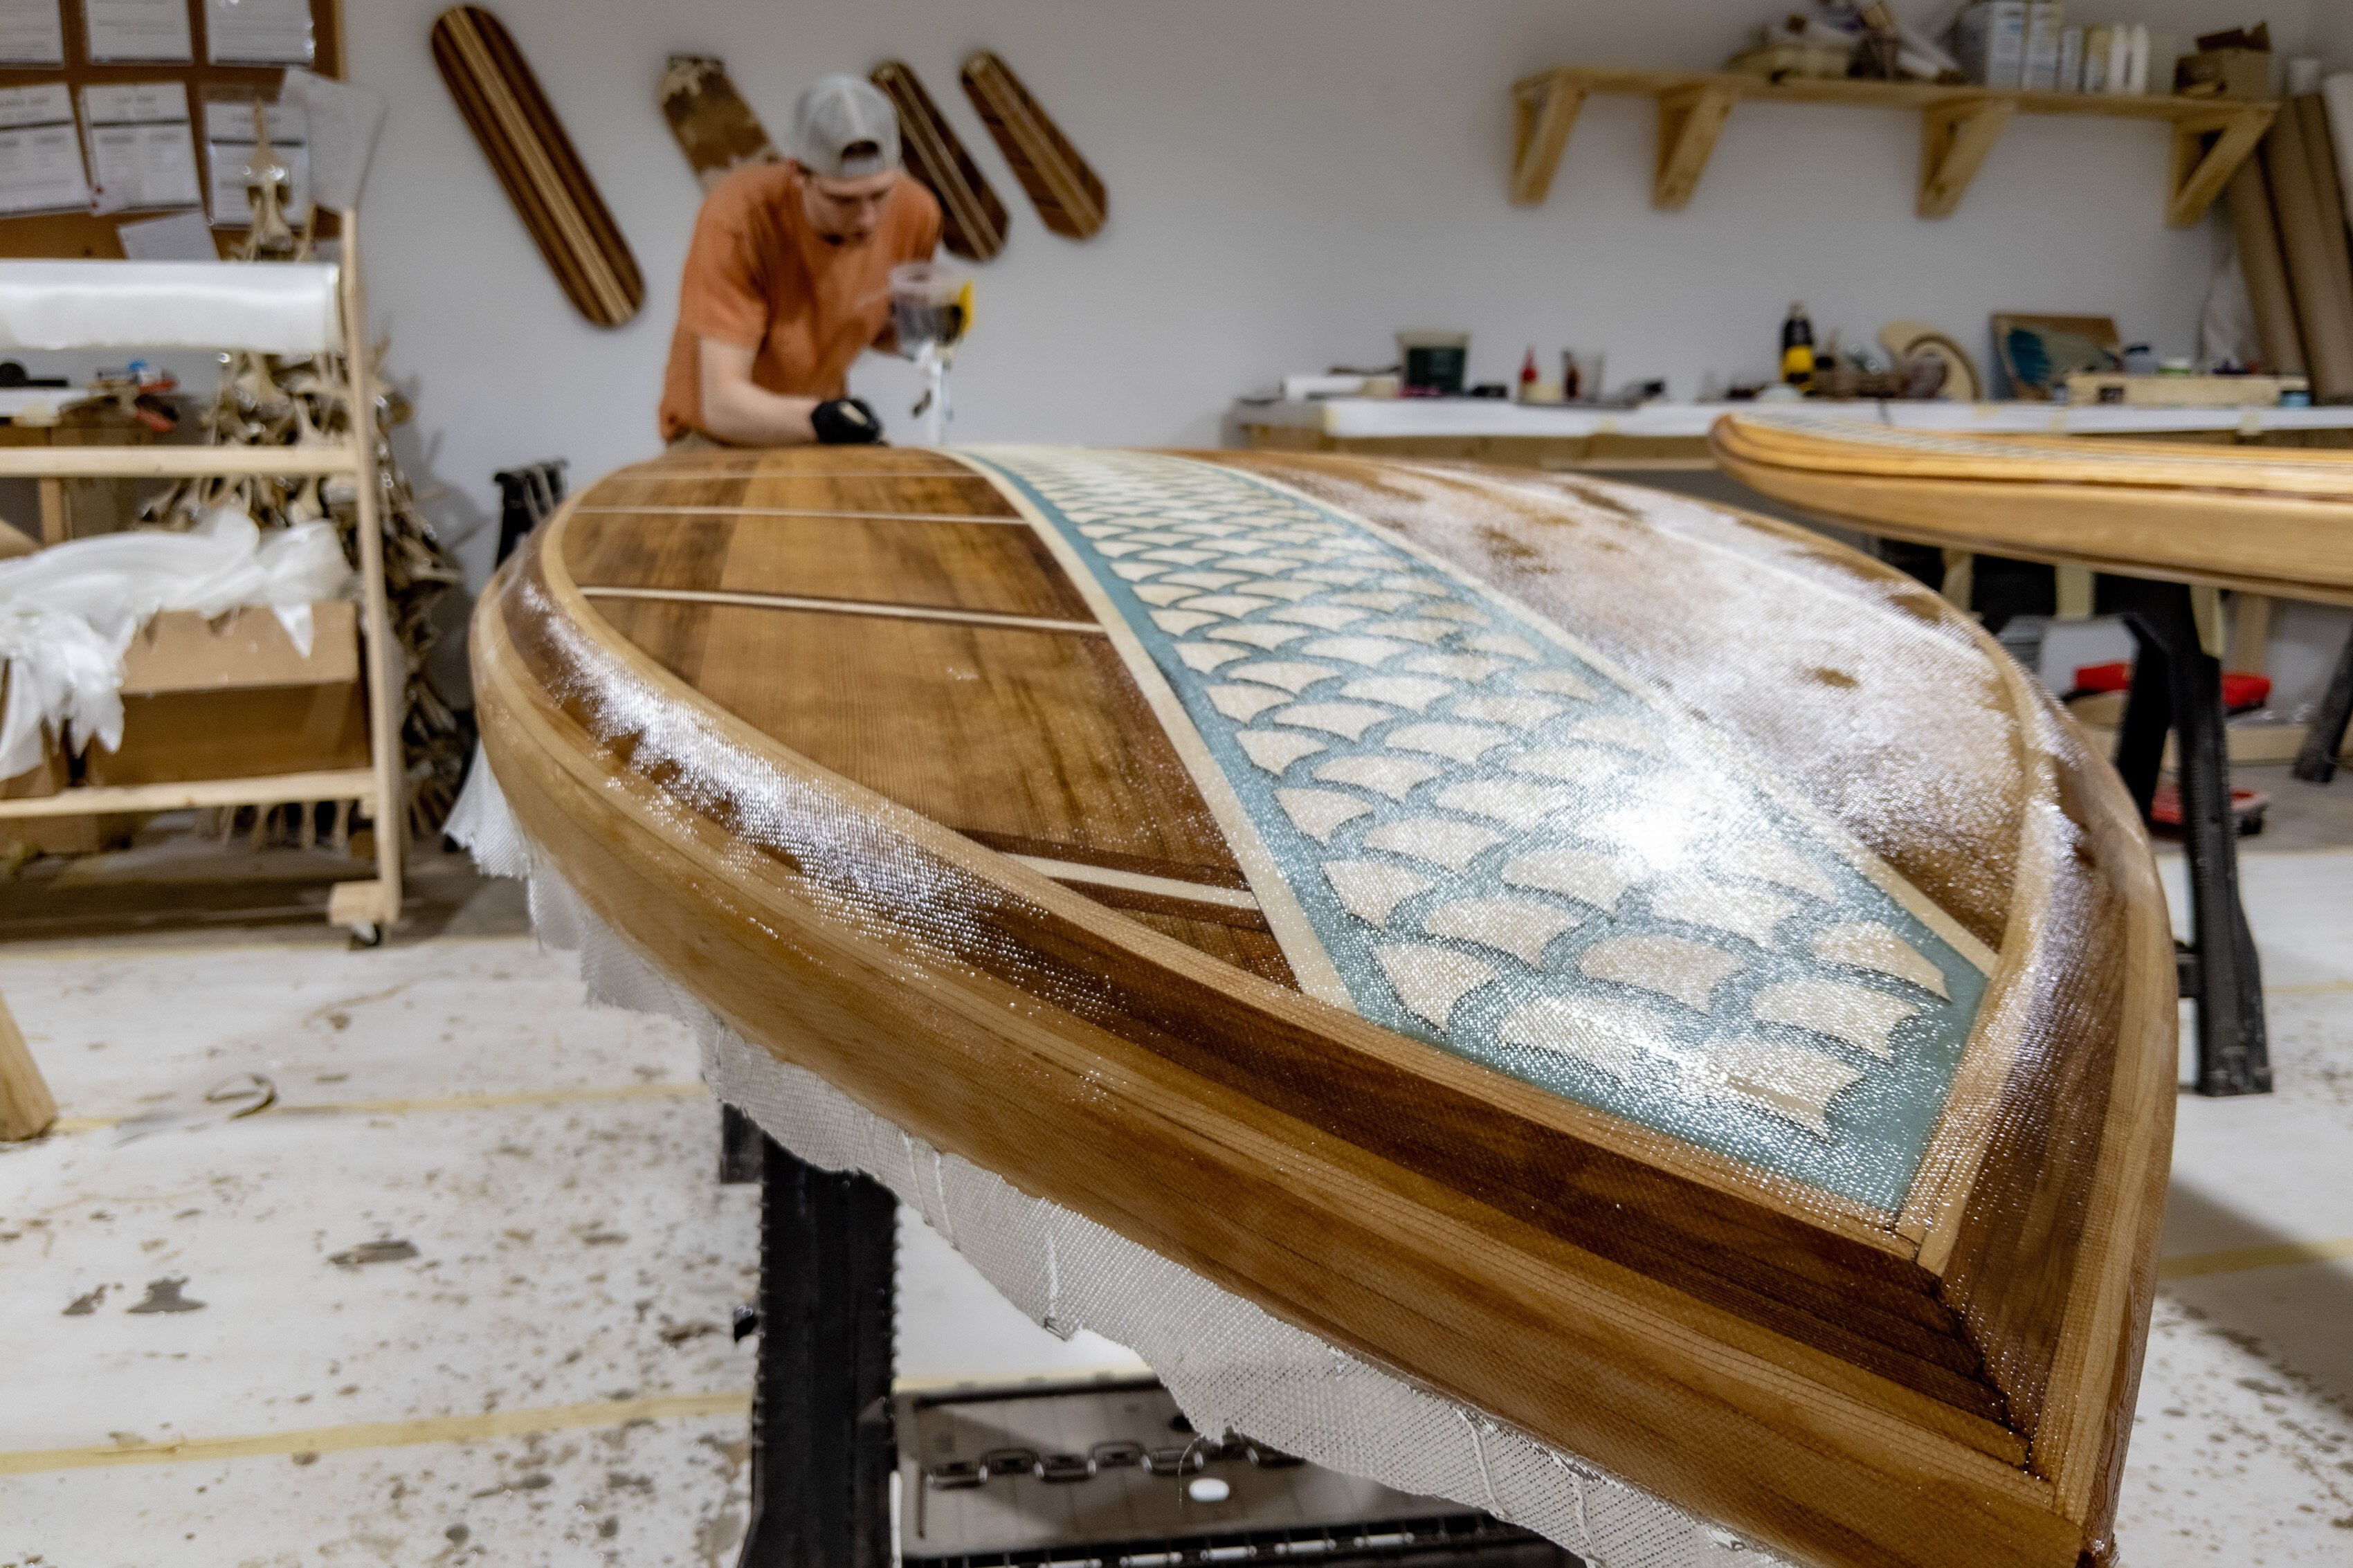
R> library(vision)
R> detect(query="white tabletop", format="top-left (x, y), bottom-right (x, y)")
top-left (1234, 397), bottom-right (2353, 441)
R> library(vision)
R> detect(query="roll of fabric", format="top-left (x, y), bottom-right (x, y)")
top-left (2325, 74), bottom-right (2353, 226)
top-left (2293, 95), bottom-right (2353, 341)
top-left (2265, 107), bottom-right (2353, 401)
top-left (2226, 158), bottom-right (2307, 375)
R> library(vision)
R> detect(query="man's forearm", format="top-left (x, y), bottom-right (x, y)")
top-left (698, 380), bottom-right (820, 446)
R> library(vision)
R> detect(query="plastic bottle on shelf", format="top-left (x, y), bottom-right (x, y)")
top-left (1781, 303), bottom-right (1817, 390)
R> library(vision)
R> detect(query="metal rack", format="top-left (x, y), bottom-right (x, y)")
top-left (714, 1113), bottom-right (1581, 1568)
top-left (0, 219), bottom-right (403, 940)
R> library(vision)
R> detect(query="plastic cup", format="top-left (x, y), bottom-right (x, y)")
top-left (889, 262), bottom-right (970, 354)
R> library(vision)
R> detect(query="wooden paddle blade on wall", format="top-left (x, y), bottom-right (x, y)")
top-left (872, 61), bottom-right (1008, 262)
top-left (660, 55), bottom-right (781, 193)
top-left (959, 51), bottom-right (1106, 240)
top-left (431, 6), bottom-right (644, 328)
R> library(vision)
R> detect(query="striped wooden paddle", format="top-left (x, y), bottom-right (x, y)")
top-left (959, 51), bottom-right (1106, 241)
top-left (872, 60), bottom-right (1007, 262)
top-left (432, 6), bottom-right (644, 328)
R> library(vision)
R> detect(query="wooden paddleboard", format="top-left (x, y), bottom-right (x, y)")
top-left (659, 54), bottom-right (781, 194)
top-left (960, 51), bottom-right (1106, 239)
top-left (1712, 411), bottom-right (2353, 603)
top-left (432, 6), bottom-right (644, 329)
top-left (475, 446), bottom-right (2174, 1568)
top-left (872, 60), bottom-right (1008, 262)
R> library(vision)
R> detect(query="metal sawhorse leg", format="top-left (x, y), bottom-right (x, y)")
top-left (720, 1106), bottom-right (898, 1568)
top-left (2291, 620), bottom-right (2353, 785)
top-left (2100, 578), bottom-right (2271, 1097)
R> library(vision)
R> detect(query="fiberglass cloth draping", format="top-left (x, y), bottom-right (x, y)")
top-left (0, 509), bottom-right (350, 778)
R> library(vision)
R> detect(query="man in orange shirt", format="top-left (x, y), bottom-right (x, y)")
top-left (658, 76), bottom-right (942, 448)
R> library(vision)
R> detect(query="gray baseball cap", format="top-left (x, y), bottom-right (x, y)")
top-left (790, 75), bottom-right (900, 179)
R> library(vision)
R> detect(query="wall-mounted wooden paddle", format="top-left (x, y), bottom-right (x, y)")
top-left (660, 55), bottom-right (781, 194)
top-left (872, 61), bottom-right (1007, 262)
top-left (959, 51), bottom-right (1105, 240)
top-left (431, 6), bottom-right (643, 327)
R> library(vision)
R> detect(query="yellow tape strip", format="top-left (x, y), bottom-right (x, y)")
top-left (49, 1081), bottom-right (708, 1135)
top-left (2157, 1235), bottom-right (2353, 1281)
top-left (0, 1391), bottom-right (750, 1477)
top-left (2267, 978), bottom-right (2353, 996)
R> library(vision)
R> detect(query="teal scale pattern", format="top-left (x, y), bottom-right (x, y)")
top-left (965, 448), bottom-right (1988, 1213)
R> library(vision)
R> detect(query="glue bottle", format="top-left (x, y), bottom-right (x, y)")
top-left (1781, 302), bottom-right (1817, 390)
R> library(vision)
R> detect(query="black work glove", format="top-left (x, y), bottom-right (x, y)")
top-left (810, 396), bottom-right (883, 445)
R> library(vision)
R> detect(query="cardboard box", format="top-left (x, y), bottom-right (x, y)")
top-left (2175, 27), bottom-right (2270, 100)
top-left (0, 724), bottom-right (104, 858)
top-left (82, 601), bottom-right (370, 788)
top-left (0, 667), bottom-right (136, 855)
top-left (118, 601), bottom-right (360, 693)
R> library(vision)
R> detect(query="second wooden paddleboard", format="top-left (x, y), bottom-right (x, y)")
top-left (433, 6), bottom-right (643, 327)
top-left (873, 60), bottom-right (1007, 262)
top-left (1711, 411), bottom-right (2353, 603)
top-left (961, 51), bottom-right (1106, 239)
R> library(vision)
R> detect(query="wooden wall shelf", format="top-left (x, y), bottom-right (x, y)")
top-left (1510, 66), bottom-right (2275, 225)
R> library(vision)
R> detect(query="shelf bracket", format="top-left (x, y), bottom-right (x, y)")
top-left (1511, 73), bottom-right (1586, 206)
top-left (1653, 83), bottom-right (1738, 210)
top-left (2167, 106), bottom-right (2273, 228)
top-left (1916, 98), bottom-right (2015, 218)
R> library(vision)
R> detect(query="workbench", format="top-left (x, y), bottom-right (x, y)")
top-left (1230, 397), bottom-right (2353, 468)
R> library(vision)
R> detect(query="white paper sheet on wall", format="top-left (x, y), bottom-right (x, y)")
top-left (0, 0), bottom-right (64, 65)
top-left (116, 208), bottom-right (219, 259)
top-left (81, 81), bottom-right (201, 214)
top-left (204, 131), bottom-right (307, 228)
top-left (81, 0), bottom-right (191, 62)
top-left (203, 0), bottom-right (311, 64)
top-left (202, 98), bottom-right (307, 225)
top-left (277, 68), bottom-right (379, 212)
top-left (201, 97), bottom-right (301, 145)
top-left (0, 82), bottom-right (89, 214)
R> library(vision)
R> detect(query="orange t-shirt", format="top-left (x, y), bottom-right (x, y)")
top-left (657, 164), bottom-right (941, 441)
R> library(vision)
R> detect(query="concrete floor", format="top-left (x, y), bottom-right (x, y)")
top-left (1, 772), bottom-right (2350, 1566)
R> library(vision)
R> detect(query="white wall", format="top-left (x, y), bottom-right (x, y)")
top-left (2315, 8), bottom-right (2353, 70)
top-left (346, 1), bottom-right (2324, 572)
top-left (343, 1), bottom-right (2348, 723)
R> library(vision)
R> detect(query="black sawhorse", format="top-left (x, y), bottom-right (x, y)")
top-left (2291, 619), bottom-right (2353, 785)
top-left (720, 1106), bottom-right (898, 1568)
top-left (1877, 540), bottom-right (2277, 1099)
top-left (2099, 578), bottom-right (2271, 1097)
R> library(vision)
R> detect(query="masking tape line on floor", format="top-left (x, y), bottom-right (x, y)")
top-left (2156, 1235), bottom-right (2353, 1280)
top-left (48, 1081), bottom-right (710, 1134)
top-left (0, 931), bottom-right (540, 966)
top-left (0, 1392), bottom-right (753, 1477)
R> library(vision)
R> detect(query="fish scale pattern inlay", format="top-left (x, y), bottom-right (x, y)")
top-left (968, 449), bottom-right (1990, 1210)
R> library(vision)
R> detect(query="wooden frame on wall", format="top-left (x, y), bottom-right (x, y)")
top-left (0, 0), bottom-right (341, 259)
